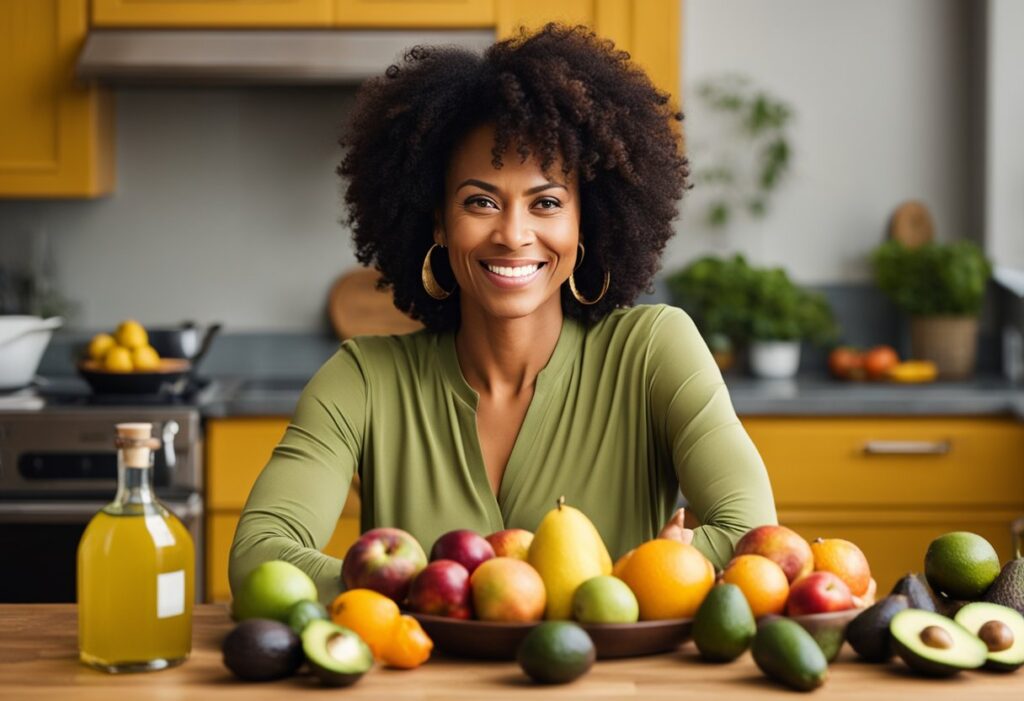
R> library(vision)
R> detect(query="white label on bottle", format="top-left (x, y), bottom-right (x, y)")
top-left (145, 514), bottom-right (176, 548)
top-left (157, 570), bottom-right (185, 619)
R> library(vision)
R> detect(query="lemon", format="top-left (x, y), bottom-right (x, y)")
top-left (87, 333), bottom-right (116, 361)
top-left (132, 345), bottom-right (161, 371)
top-left (103, 346), bottom-right (134, 373)
top-left (115, 320), bottom-right (148, 350)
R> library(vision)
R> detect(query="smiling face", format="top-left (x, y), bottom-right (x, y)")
top-left (436, 123), bottom-right (580, 325)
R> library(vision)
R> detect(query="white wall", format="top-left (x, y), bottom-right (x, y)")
top-left (670, 0), bottom-right (975, 283)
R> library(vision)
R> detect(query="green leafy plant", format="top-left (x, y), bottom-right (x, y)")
top-left (871, 241), bottom-right (991, 316)
top-left (666, 255), bottom-right (837, 345)
top-left (695, 75), bottom-right (794, 228)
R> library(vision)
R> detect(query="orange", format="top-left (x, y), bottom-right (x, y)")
top-left (721, 554), bottom-right (789, 618)
top-left (810, 538), bottom-right (871, 597)
top-left (380, 614), bottom-right (433, 669)
top-left (612, 548), bottom-right (635, 579)
top-left (329, 588), bottom-right (401, 658)
top-left (617, 539), bottom-right (715, 620)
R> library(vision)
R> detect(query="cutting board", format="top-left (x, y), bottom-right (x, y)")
top-left (328, 268), bottom-right (423, 340)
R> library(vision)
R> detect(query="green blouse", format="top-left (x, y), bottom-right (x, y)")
top-left (229, 304), bottom-right (777, 604)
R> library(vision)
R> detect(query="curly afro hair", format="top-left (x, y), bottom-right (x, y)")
top-left (339, 23), bottom-right (690, 332)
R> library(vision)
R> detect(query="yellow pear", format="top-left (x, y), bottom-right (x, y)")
top-left (527, 496), bottom-right (612, 620)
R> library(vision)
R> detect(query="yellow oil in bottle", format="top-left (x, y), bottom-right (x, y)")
top-left (77, 423), bottom-right (195, 673)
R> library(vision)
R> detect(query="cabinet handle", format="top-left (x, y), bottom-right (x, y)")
top-left (862, 440), bottom-right (951, 455)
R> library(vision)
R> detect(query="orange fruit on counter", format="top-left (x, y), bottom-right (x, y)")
top-left (721, 554), bottom-right (789, 618)
top-left (380, 614), bottom-right (433, 669)
top-left (329, 588), bottom-right (400, 659)
top-left (616, 539), bottom-right (715, 620)
top-left (810, 537), bottom-right (872, 597)
top-left (612, 548), bottom-right (635, 579)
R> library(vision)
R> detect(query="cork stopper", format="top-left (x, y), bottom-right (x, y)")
top-left (115, 423), bottom-right (159, 468)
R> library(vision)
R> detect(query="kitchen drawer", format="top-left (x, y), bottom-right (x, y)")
top-left (780, 508), bottom-right (1021, 596)
top-left (207, 511), bottom-right (360, 603)
top-left (333, 0), bottom-right (494, 27)
top-left (744, 418), bottom-right (1024, 508)
top-left (92, 0), bottom-right (333, 27)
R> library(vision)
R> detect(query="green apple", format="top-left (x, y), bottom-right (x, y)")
top-left (232, 560), bottom-right (318, 622)
top-left (572, 575), bottom-right (639, 624)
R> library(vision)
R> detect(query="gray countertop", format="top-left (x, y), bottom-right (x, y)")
top-left (201, 374), bottom-right (1024, 420)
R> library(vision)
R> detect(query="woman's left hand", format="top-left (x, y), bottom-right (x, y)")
top-left (659, 508), bottom-right (695, 545)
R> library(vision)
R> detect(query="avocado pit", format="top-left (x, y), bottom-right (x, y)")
top-left (978, 620), bottom-right (1013, 652)
top-left (919, 625), bottom-right (953, 649)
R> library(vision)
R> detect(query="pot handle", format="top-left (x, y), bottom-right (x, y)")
top-left (191, 322), bottom-right (222, 371)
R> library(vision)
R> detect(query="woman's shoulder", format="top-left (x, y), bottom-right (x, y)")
top-left (317, 329), bottom-right (442, 385)
top-left (587, 303), bottom-right (700, 346)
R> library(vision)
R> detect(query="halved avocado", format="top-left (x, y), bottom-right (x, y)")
top-left (301, 619), bottom-right (374, 687)
top-left (954, 602), bottom-right (1024, 672)
top-left (890, 609), bottom-right (987, 677)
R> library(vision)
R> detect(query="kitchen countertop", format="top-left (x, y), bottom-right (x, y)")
top-left (2, 604), bottom-right (1022, 700)
top-left (201, 375), bottom-right (1024, 419)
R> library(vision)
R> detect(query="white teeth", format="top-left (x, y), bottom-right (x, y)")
top-left (485, 263), bottom-right (540, 278)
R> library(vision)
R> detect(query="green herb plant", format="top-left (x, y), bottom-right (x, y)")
top-left (871, 241), bottom-right (991, 316)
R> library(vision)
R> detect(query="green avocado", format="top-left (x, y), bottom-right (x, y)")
top-left (517, 621), bottom-right (596, 684)
top-left (287, 599), bottom-right (329, 635)
top-left (954, 601), bottom-right (1024, 672)
top-left (301, 619), bottom-right (374, 687)
top-left (846, 594), bottom-right (910, 663)
top-left (692, 583), bottom-right (756, 663)
top-left (889, 608), bottom-right (987, 676)
top-left (889, 574), bottom-right (937, 613)
top-left (751, 617), bottom-right (829, 692)
top-left (222, 619), bottom-right (304, 682)
top-left (983, 558), bottom-right (1024, 616)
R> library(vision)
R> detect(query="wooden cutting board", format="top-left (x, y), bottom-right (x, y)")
top-left (328, 267), bottom-right (423, 340)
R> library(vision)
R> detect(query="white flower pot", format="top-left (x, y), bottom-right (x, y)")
top-left (749, 340), bottom-right (801, 379)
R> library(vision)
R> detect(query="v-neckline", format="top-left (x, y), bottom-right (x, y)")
top-left (439, 317), bottom-right (582, 519)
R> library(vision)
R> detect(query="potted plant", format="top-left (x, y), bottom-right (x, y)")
top-left (871, 240), bottom-right (991, 379)
top-left (667, 255), bottom-right (837, 378)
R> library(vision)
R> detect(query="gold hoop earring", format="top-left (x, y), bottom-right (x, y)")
top-left (421, 243), bottom-right (453, 300)
top-left (569, 242), bottom-right (610, 305)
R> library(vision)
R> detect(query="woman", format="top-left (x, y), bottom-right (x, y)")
top-left (230, 24), bottom-right (776, 603)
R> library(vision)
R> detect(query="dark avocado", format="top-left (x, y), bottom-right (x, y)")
top-left (845, 594), bottom-right (910, 662)
top-left (983, 558), bottom-right (1024, 616)
top-left (889, 608), bottom-right (987, 676)
top-left (287, 599), bottom-right (329, 635)
top-left (751, 617), bottom-right (829, 692)
top-left (692, 583), bottom-right (756, 662)
top-left (889, 574), bottom-right (937, 613)
top-left (222, 618), bottom-right (304, 682)
top-left (301, 619), bottom-right (374, 687)
top-left (517, 621), bottom-right (595, 684)
top-left (954, 601), bottom-right (1024, 672)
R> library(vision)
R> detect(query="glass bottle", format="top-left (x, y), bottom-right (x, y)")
top-left (77, 423), bottom-right (195, 672)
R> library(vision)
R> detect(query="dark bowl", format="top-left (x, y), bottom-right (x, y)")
top-left (785, 607), bottom-right (864, 662)
top-left (78, 358), bottom-right (191, 395)
top-left (409, 613), bottom-right (693, 660)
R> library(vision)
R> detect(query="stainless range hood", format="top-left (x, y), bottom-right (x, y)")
top-left (76, 29), bottom-right (495, 86)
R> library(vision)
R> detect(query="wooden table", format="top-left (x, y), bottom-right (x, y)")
top-left (1, 605), bottom-right (1021, 699)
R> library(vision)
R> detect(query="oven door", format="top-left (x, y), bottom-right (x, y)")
top-left (0, 495), bottom-right (204, 603)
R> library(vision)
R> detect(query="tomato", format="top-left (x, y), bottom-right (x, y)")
top-left (863, 345), bottom-right (900, 381)
top-left (828, 347), bottom-right (864, 380)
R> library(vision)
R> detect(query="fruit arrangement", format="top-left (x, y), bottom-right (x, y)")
top-left (828, 344), bottom-right (938, 383)
top-left (85, 320), bottom-right (164, 373)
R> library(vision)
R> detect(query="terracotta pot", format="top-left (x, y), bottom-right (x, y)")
top-left (909, 315), bottom-right (979, 379)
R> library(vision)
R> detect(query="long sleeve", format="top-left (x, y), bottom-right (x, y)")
top-left (647, 306), bottom-right (777, 569)
top-left (228, 343), bottom-right (367, 606)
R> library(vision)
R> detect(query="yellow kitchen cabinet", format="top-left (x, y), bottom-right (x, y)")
top-left (205, 417), bottom-right (361, 602)
top-left (0, 0), bottom-right (114, 197)
top-left (334, 0), bottom-right (494, 27)
top-left (92, 0), bottom-right (333, 27)
top-left (744, 417), bottom-right (1024, 594)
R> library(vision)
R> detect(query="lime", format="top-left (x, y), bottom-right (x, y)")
top-left (232, 560), bottom-right (318, 623)
top-left (572, 575), bottom-right (639, 623)
top-left (924, 532), bottom-right (1000, 600)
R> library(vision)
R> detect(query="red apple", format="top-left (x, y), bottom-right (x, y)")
top-left (785, 571), bottom-right (854, 616)
top-left (429, 529), bottom-right (495, 574)
top-left (734, 525), bottom-right (813, 584)
top-left (485, 528), bottom-right (534, 561)
top-left (407, 560), bottom-right (473, 619)
top-left (341, 527), bottom-right (427, 604)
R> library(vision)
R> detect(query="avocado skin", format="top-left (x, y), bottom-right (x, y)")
top-left (692, 583), bottom-right (756, 662)
top-left (517, 622), bottom-right (595, 684)
top-left (889, 574), bottom-right (937, 613)
top-left (752, 618), bottom-right (829, 691)
top-left (892, 636), bottom-right (964, 677)
top-left (846, 595), bottom-right (909, 662)
top-left (302, 620), bottom-right (373, 688)
top-left (983, 559), bottom-right (1024, 617)
top-left (954, 602), bottom-right (1024, 673)
top-left (222, 619), bottom-right (304, 682)
top-left (889, 609), bottom-right (986, 677)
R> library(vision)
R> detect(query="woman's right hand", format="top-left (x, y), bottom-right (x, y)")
top-left (658, 508), bottom-right (695, 545)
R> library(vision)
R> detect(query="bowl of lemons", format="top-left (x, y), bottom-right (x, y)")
top-left (78, 320), bottom-right (192, 394)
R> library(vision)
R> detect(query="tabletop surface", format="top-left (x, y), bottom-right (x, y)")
top-left (1, 604), bottom-right (1022, 700)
